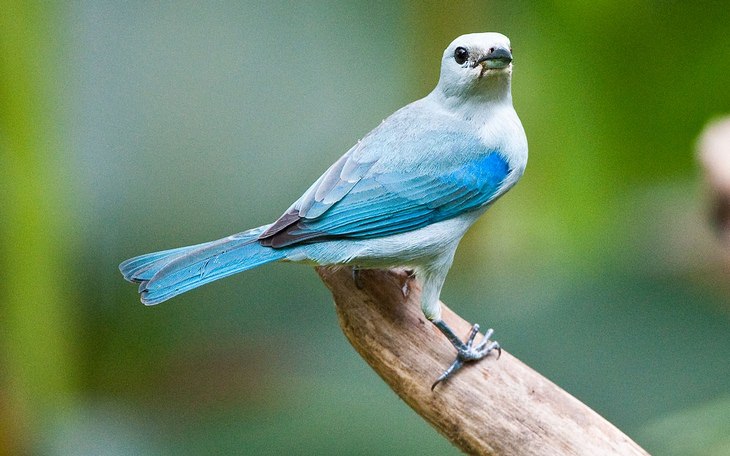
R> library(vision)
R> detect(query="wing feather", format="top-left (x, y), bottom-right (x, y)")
top-left (259, 104), bottom-right (513, 248)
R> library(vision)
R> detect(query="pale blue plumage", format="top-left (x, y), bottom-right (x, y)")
top-left (120, 32), bottom-right (528, 385)
top-left (262, 129), bottom-right (510, 245)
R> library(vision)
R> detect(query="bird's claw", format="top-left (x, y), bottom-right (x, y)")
top-left (431, 324), bottom-right (500, 390)
top-left (401, 269), bottom-right (416, 297)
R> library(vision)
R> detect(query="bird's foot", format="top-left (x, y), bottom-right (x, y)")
top-left (400, 269), bottom-right (416, 297)
top-left (431, 321), bottom-right (500, 390)
top-left (353, 267), bottom-right (415, 297)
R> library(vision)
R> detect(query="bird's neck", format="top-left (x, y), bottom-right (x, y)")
top-left (429, 80), bottom-right (513, 123)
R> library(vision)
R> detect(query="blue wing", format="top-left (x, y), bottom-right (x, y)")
top-left (259, 128), bottom-right (512, 248)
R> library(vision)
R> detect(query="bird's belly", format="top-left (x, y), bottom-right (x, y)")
top-left (285, 211), bottom-right (482, 268)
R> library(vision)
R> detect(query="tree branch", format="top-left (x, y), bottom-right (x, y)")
top-left (316, 266), bottom-right (649, 456)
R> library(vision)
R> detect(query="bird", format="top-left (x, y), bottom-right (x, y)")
top-left (120, 32), bottom-right (528, 388)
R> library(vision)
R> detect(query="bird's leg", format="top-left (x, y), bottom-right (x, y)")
top-left (417, 267), bottom-right (499, 388)
top-left (352, 267), bottom-right (364, 289)
top-left (430, 319), bottom-right (501, 390)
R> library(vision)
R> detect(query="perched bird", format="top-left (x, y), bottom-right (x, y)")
top-left (120, 32), bottom-right (528, 387)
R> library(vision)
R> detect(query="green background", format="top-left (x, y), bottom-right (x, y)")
top-left (2, 2), bottom-right (729, 454)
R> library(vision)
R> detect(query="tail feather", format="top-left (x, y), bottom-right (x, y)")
top-left (119, 227), bottom-right (286, 305)
top-left (120, 242), bottom-right (215, 282)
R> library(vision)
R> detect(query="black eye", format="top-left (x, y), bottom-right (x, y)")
top-left (454, 46), bottom-right (469, 65)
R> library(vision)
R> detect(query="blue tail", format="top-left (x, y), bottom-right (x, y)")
top-left (119, 227), bottom-right (286, 305)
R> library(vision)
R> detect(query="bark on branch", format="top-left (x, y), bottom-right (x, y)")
top-left (316, 266), bottom-right (649, 456)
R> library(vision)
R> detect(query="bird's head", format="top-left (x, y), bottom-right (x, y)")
top-left (435, 32), bottom-right (514, 102)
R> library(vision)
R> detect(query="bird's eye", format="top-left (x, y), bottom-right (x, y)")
top-left (454, 47), bottom-right (469, 65)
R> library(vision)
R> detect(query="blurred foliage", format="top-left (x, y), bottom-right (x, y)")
top-left (640, 395), bottom-right (730, 456)
top-left (1, 1), bottom-right (729, 455)
top-left (0, 2), bottom-right (79, 454)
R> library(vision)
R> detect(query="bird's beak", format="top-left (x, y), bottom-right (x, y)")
top-left (477, 46), bottom-right (513, 71)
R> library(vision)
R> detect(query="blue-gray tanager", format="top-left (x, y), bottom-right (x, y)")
top-left (120, 32), bottom-right (528, 387)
